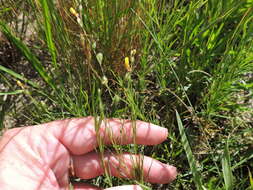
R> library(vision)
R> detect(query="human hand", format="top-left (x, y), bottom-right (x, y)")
top-left (0, 117), bottom-right (177, 190)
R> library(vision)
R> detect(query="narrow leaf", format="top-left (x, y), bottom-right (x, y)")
top-left (0, 22), bottom-right (56, 90)
top-left (176, 110), bottom-right (204, 190)
top-left (40, 0), bottom-right (57, 68)
top-left (0, 65), bottom-right (39, 88)
top-left (249, 168), bottom-right (253, 189)
top-left (222, 141), bottom-right (233, 190)
top-left (0, 90), bottom-right (25, 96)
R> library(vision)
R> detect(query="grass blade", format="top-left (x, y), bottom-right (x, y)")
top-left (176, 110), bottom-right (204, 190)
top-left (248, 168), bottom-right (253, 189)
top-left (0, 21), bottom-right (56, 90)
top-left (40, 0), bottom-right (57, 68)
top-left (222, 141), bottom-right (234, 190)
top-left (0, 90), bottom-right (25, 96)
top-left (0, 65), bottom-right (39, 88)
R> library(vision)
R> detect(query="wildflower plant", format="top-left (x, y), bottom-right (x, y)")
top-left (0, 0), bottom-right (253, 189)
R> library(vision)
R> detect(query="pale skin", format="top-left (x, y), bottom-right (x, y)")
top-left (0, 116), bottom-right (177, 190)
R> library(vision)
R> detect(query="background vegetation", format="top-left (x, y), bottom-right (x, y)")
top-left (0, 0), bottom-right (253, 189)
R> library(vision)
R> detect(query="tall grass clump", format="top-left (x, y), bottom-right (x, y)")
top-left (1, 0), bottom-right (253, 189)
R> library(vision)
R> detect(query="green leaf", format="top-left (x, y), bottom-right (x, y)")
top-left (0, 90), bottom-right (25, 96)
top-left (40, 0), bottom-right (57, 68)
top-left (249, 169), bottom-right (253, 189)
top-left (176, 110), bottom-right (205, 190)
top-left (0, 22), bottom-right (56, 90)
top-left (0, 65), bottom-right (39, 88)
top-left (222, 141), bottom-right (234, 190)
top-left (0, 7), bottom-right (11, 14)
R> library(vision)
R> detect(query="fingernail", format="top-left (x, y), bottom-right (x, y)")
top-left (153, 124), bottom-right (168, 139)
top-left (166, 165), bottom-right (177, 182)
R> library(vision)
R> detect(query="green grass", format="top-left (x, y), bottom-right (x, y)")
top-left (0, 0), bottom-right (253, 189)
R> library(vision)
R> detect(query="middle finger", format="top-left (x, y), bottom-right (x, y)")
top-left (72, 152), bottom-right (177, 184)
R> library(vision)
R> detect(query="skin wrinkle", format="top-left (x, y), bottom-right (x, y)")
top-left (51, 156), bottom-right (69, 187)
top-left (16, 129), bottom-right (60, 189)
top-left (0, 166), bottom-right (58, 190)
top-left (0, 131), bottom-right (59, 189)
top-left (42, 124), bottom-right (76, 187)
top-left (47, 145), bottom-right (69, 188)
top-left (0, 127), bottom-right (26, 153)
top-left (6, 129), bottom-right (43, 172)
top-left (40, 133), bottom-right (69, 187)
top-left (36, 164), bottom-right (60, 189)
top-left (23, 125), bottom-right (69, 188)
top-left (2, 128), bottom-right (63, 189)
top-left (52, 117), bottom-right (98, 155)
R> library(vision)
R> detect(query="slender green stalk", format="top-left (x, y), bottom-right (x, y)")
top-left (222, 141), bottom-right (233, 190)
top-left (0, 22), bottom-right (56, 90)
top-left (176, 110), bottom-right (205, 190)
top-left (40, 0), bottom-right (57, 68)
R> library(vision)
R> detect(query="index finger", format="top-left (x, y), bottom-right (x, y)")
top-left (45, 116), bottom-right (168, 155)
